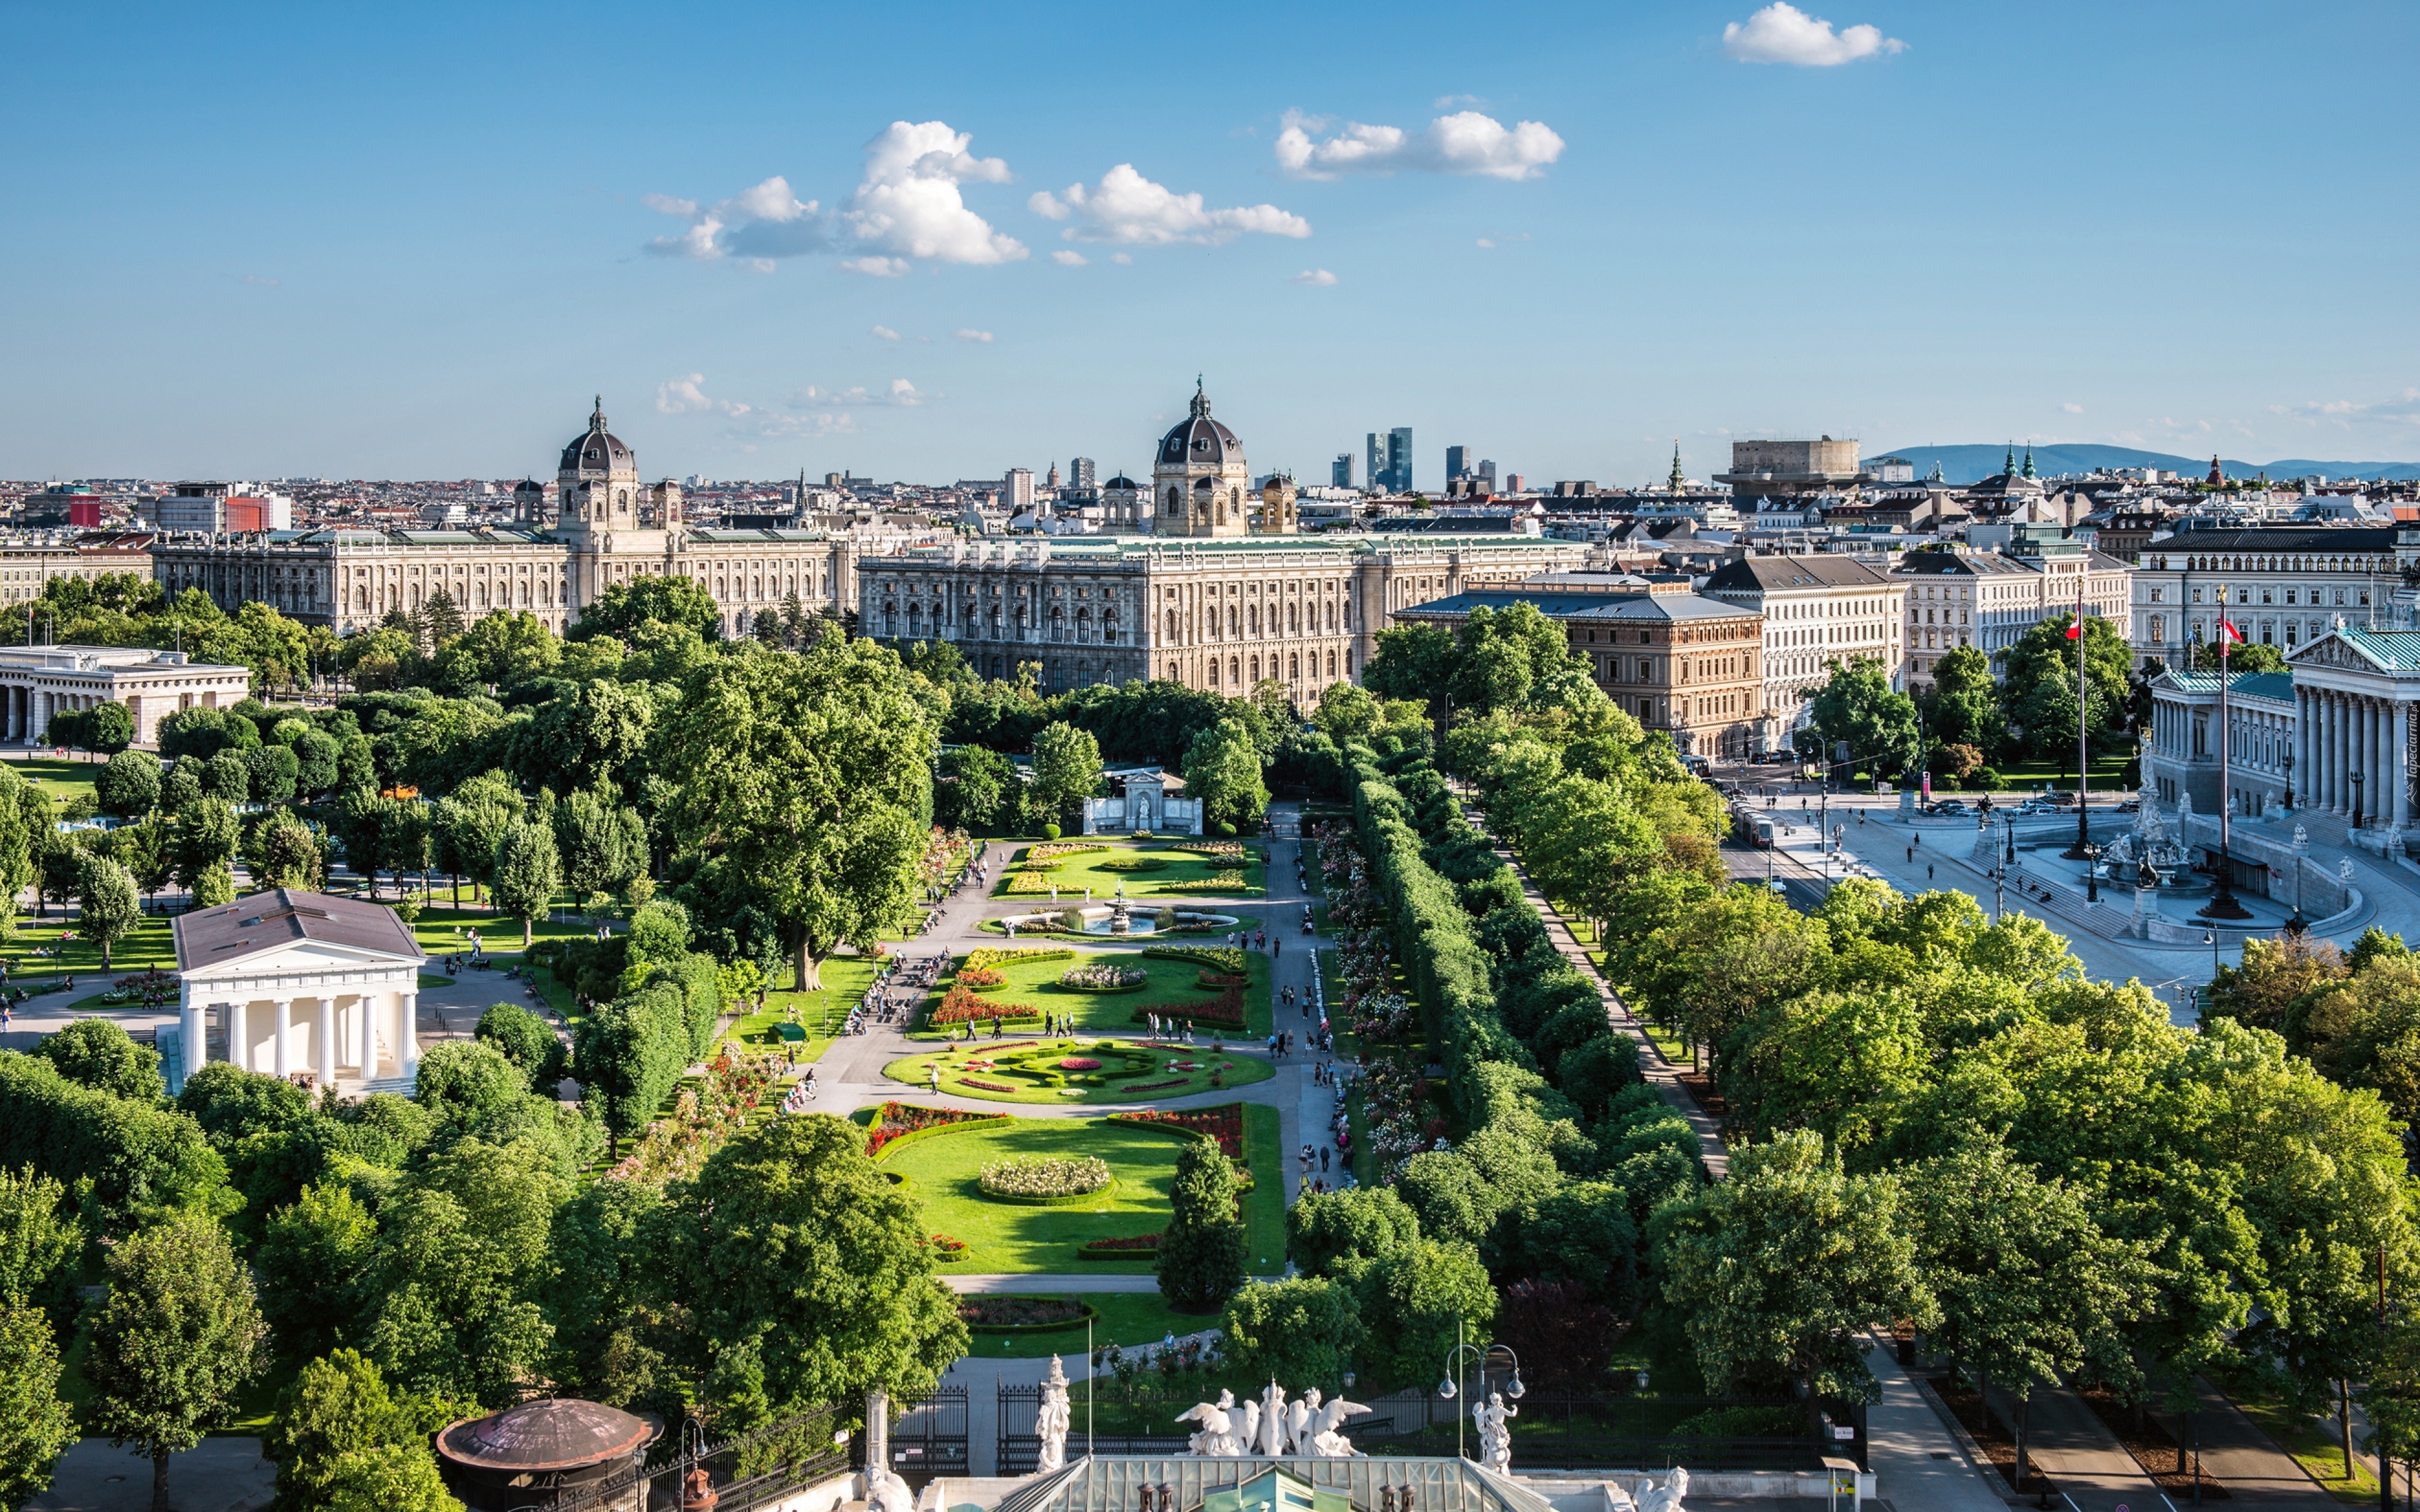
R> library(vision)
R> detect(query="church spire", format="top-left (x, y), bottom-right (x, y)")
top-left (2003, 441), bottom-right (2017, 476)
top-left (2022, 445), bottom-right (2036, 479)
top-left (1668, 438), bottom-right (1685, 491)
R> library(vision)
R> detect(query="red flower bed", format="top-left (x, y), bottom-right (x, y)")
top-left (1129, 982), bottom-right (1245, 1029)
top-left (865, 1101), bottom-right (994, 1157)
top-left (1057, 1058), bottom-right (1103, 1071)
top-left (962, 1078), bottom-right (1017, 1092)
top-left (930, 983), bottom-right (1042, 1026)
top-left (1081, 1232), bottom-right (1161, 1252)
top-left (1112, 1102), bottom-right (1243, 1158)
top-left (1121, 1079), bottom-right (1189, 1092)
top-left (928, 1234), bottom-right (969, 1255)
top-left (956, 967), bottom-right (1006, 988)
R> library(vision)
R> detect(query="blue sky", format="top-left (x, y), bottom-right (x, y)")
top-left (6, 1), bottom-right (2417, 486)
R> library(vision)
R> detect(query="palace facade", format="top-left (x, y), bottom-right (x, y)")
top-left (153, 401), bottom-right (869, 639)
top-left (855, 386), bottom-right (1589, 698)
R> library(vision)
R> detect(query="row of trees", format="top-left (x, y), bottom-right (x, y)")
top-left (1385, 604), bottom-right (2420, 1486)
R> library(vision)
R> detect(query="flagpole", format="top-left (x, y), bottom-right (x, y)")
top-left (2065, 566), bottom-right (2093, 861)
top-left (2201, 591), bottom-right (2252, 920)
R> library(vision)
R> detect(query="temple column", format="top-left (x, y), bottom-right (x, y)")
top-left (357, 991), bottom-right (377, 1078)
top-left (2366, 699), bottom-right (2382, 821)
top-left (400, 988), bottom-right (420, 1082)
top-left (178, 994), bottom-right (204, 1092)
top-left (272, 997), bottom-right (291, 1079)
top-left (316, 996), bottom-right (337, 1089)
top-left (2397, 702), bottom-right (2412, 829)
top-left (228, 999), bottom-right (249, 1073)
top-left (2327, 694), bottom-right (2343, 810)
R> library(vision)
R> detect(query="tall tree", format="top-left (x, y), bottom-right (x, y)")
top-left (1028, 719), bottom-right (1102, 831)
top-left (1804, 656), bottom-right (1922, 778)
top-left (652, 634), bottom-right (935, 988)
top-left (570, 575), bottom-right (720, 641)
top-left (934, 744), bottom-right (1015, 832)
top-left (260, 1348), bottom-right (461, 1512)
top-left (1156, 1136), bottom-right (1248, 1313)
top-left (659, 1114), bottom-right (967, 1426)
top-left (1906, 1140), bottom-right (2158, 1489)
top-left (0, 1299), bottom-right (76, 1512)
top-left (82, 1215), bottom-right (267, 1512)
top-left (37, 1016), bottom-right (162, 1102)
top-left (432, 770), bottom-right (517, 907)
top-left (489, 816), bottom-right (562, 949)
top-left (1184, 717), bottom-right (1270, 835)
top-left (552, 788), bottom-right (646, 899)
top-left (418, 588), bottom-right (466, 648)
top-left (1659, 1130), bottom-right (1935, 1437)
top-left (77, 852), bottom-right (142, 968)
top-left (2001, 612), bottom-right (2133, 761)
top-left (172, 798), bottom-right (240, 903)
top-left (96, 748), bottom-right (163, 817)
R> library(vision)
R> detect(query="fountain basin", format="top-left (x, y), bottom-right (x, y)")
top-left (996, 907), bottom-right (1241, 937)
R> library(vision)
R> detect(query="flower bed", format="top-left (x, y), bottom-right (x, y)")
top-left (1196, 970), bottom-right (1247, 990)
top-left (1111, 1102), bottom-right (1244, 1159)
top-left (979, 1154), bottom-right (1113, 1201)
top-left (927, 1234), bottom-right (971, 1261)
top-left (963, 1078), bottom-right (1017, 1092)
top-left (1059, 962), bottom-right (1147, 992)
top-left (1175, 840), bottom-right (1247, 862)
top-left (1161, 871), bottom-right (1246, 894)
top-left (955, 966), bottom-right (1006, 988)
top-left (957, 1295), bottom-right (1095, 1330)
top-left (609, 1050), bottom-right (786, 1184)
top-left (1057, 1057), bottom-right (1103, 1071)
top-left (1143, 944), bottom-right (1248, 975)
top-left (1005, 871), bottom-right (1058, 896)
top-left (1027, 842), bottom-right (1109, 862)
top-left (1120, 1079), bottom-right (1189, 1092)
top-left (1078, 1233), bottom-right (1161, 1258)
top-left (1094, 856), bottom-right (1169, 873)
top-left (1128, 981), bottom-right (1246, 1030)
top-left (864, 1101), bottom-right (1004, 1159)
top-left (930, 983), bottom-right (1044, 1027)
top-left (964, 946), bottom-right (1075, 972)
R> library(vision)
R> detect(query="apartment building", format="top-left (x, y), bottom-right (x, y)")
top-left (1700, 554), bottom-right (1904, 755)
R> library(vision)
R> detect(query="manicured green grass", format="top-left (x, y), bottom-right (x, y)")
top-left (883, 1036), bottom-right (1272, 1104)
top-left (4, 753), bottom-right (101, 808)
top-left (882, 1109), bottom-right (1284, 1278)
top-left (879, 1117), bottom-right (1194, 1274)
top-left (909, 948), bottom-right (1272, 1040)
top-left (957, 1292), bottom-right (1216, 1360)
top-left (7, 913), bottom-right (178, 985)
top-left (405, 900), bottom-right (596, 958)
top-left (995, 840), bottom-right (1265, 902)
top-left (718, 956), bottom-right (885, 1063)
top-left (2222, 1385), bottom-right (2382, 1504)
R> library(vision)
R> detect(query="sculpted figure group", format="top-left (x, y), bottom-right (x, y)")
top-left (1175, 1383), bottom-right (1371, 1457)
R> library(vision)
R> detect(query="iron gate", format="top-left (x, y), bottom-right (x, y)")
top-left (890, 1385), bottom-right (970, 1490)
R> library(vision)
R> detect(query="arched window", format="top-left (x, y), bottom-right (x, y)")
top-left (1289, 653), bottom-right (1300, 680)
top-left (1167, 661), bottom-right (1180, 680)
top-left (1165, 609), bottom-right (1180, 642)
top-left (1250, 655), bottom-right (1261, 682)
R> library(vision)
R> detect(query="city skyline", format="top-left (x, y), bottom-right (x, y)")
top-left (5, 1), bottom-right (2417, 485)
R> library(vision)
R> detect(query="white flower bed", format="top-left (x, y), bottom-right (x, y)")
top-left (979, 1155), bottom-right (1112, 1198)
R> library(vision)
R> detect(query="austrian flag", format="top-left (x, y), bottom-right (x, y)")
top-left (2219, 619), bottom-right (2245, 645)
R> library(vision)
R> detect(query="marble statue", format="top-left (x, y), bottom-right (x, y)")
top-left (867, 1467), bottom-right (917, 1512)
top-left (1473, 1391), bottom-right (1517, 1473)
top-left (1285, 1389), bottom-right (1320, 1456)
top-left (1631, 1467), bottom-right (1690, 1512)
top-left (1306, 1395), bottom-right (1372, 1458)
top-left (2342, 858), bottom-right (2358, 883)
top-left (1177, 1391), bottom-right (1239, 1456)
top-left (1259, 1380), bottom-right (1289, 1457)
top-left (1233, 1399), bottom-right (1263, 1458)
top-left (1036, 1356), bottom-right (1072, 1473)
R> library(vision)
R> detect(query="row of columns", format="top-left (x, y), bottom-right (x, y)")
top-left (176, 988), bottom-right (419, 1089)
top-left (2297, 687), bottom-right (2411, 828)
top-left (3, 686), bottom-right (69, 743)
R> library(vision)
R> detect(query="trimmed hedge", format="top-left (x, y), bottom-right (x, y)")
top-left (1143, 944), bottom-right (1248, 975)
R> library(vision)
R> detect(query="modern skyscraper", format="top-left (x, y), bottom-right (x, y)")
top-left (1388, 427), bottom-right (1414, 493)
top-left (1069, 457), bottom-right (1097, 489)
top-left (1478, 459), bottom-right (1497, 485)
top-left (1332, 453), bottom-right (1354, 488)
top-left (1005, 467), bottom-right (1035, 510)
top-left (1446, 445), bottom-right (1469, 482)
top-left (1366, 433), bottom-right (1384, 493)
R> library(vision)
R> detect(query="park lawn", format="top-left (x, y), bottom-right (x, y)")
top-left (910, 947), bottom-right (1271, 1040)
top-left (882, 1036), bottom-right (1272, 1105)
top-left (959, 1291), bottom-right (1213, 1361)
top-left (995, 840), bottom-right (1265, 902)
top-left (717, 957), bottom-right (884, 1063)
top-left (405, 900), bottom-right (596, 958)
top-left (1240, 1102), bottom-right (1282, 1271)
top-left (4, 753), bottom-right (101, 808)
top-left (8, 912), bottom-right (178, 984)
top-left (879, 1117), bottom-right (1192, 1274)
top-left (2220, 1383), bottom-right (2383, 1504)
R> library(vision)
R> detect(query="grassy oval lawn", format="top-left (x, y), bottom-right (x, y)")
top-left (994, 840), bottom-right (1264, 901)
top-left (880, 1110), bottom-right (1287, 1275)
top-left (883, 1036), bottom-right (1272, 1104)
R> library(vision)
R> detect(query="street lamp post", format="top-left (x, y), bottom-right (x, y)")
top-left (2351, 770), bottom-right (2366, 832)
top-left (1437, 1320), bottom-right (1524, 1463)
top-left (2082, 840), bottom-right (2102, 904)
top-left (2283, 750), bottom-right (2295, 812)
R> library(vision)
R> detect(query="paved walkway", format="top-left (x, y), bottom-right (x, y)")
top-left (26, 1437), bottom-right (273, 1512)
top-left (1859, 1344), bottom-right (2008, 1512)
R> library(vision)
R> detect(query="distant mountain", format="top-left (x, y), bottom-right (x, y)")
top-left (1866, 443), bottom-right (2420, 486)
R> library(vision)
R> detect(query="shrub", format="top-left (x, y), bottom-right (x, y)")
top-left (1042, 823), bottom-right (1062, 840)
top-left (1143, 944), bottom-right (1248, 975)
top-left (1156, 1137), bottom-right (1247, 1311)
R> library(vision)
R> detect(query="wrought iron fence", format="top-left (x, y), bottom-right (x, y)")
top-left (507, 1402), bottom-right (852, 1512)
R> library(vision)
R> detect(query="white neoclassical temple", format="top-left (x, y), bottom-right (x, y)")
top-left (166, 888), bottom-right (428, 1095)
top-left (0, 644), bottom-right (251, 747)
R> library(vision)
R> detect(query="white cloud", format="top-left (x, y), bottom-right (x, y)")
top-left (1030, 164), bottom-right (1310, 246)
top-left (1111, 253), bottom-right (1133, 265)
top-left (2061, 402), bottom-right (2085, 415)
top-left (642, 175), bottom-right (824, 262)
top-left (840, 256), bottom-right (910, 278)
top-left (1291, 268), bottom-right (1339, 286)
top-left (1722, 4), bottom-right (1906, 66)
top-left (1052, 249), bottom-right (1088, 266)
top-left (1475, 238), bottom-right (1495, 249)
top-left (1432, 93), bottom-right (1485, 109)
top-left (954, 328), bottom-right (994, 343)
top-left (2266, 389), bottom-right (2420, 430)
top-left (790, 379), bottom-right (925, 408)
top-left (1275, 109), bottom-right (1564, 180)
top-left (841, 120), bottom-right (1025, 266)
top-left (241, 274), bottom-right (280, 287)
top-left (871, 324), bottom-right (901, 341)
top-left (655, 374), bottom-right (752, 416)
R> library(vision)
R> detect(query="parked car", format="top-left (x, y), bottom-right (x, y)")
top-left (2113, 799), bottom-right (2141, 813)
top-left (2047, 790), bottom-right (2080, 806)
top-left (1935, 799), bottom-right (1971, 816)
